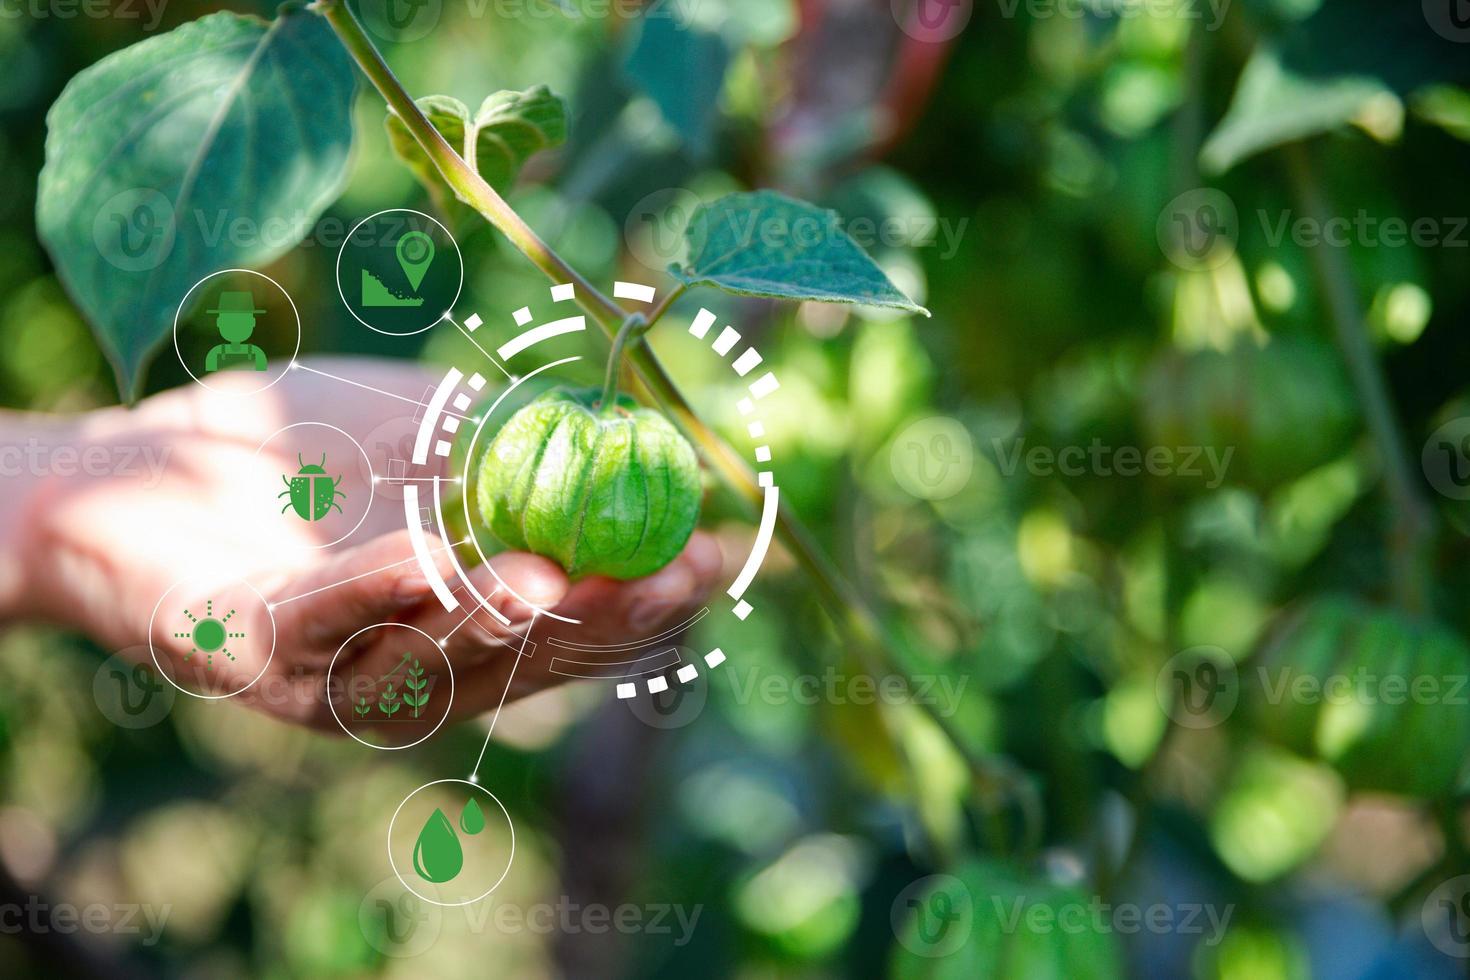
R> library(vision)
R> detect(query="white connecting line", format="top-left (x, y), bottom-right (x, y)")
top-left (267, 538), bottom-right (466, 609)
top-left (468, 611), bottom-right (538, 782)
top-left (442, 312), bottom-right (515, 382)
top-left (289, 362), bottom-right (471, 420)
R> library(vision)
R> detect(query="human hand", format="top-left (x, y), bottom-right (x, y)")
top-left (9, 357), bottom-right (722, 733)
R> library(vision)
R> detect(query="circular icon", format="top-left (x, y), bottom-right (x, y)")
top-left (148, 578), bottom-right (277, 699)
top-left (1422, 417), bottom-right (1470, 501)
top-left (892, 0), bottom-right (974, 42)
top-left (388, 779), bottom-right (515, 906)
top-left (1424, 0), bottom-right (1470, 43)
top-left (92, 187), bottom-right (176, 272)
top-left (337, 209), bottom-right (463, 336)
top-left (1155, 645), bottom-right (1239, 729)
top-left (93, 646), bottom-right (176, 729)
top-left (253, 422), bottom-right (375, 549)
top-left (327, 623), bottom-right (454, 750)
top-left (173, 268), bottom-right (301, 395)
top-left (1157, 188), bottom-right (1239, 272)
top-left (1423, 875), bottom-right (1470, 958)
top-left (891, 874), bottom-right (974, 958)
top-left (619, 653), bottom-right (708, 730)
top-left (358, 875), bottom-right (442, 957)
top-left (624, 188), bottom-right (707, 272)
top-left (359, 0), bottom-right (443, 42)
top-left (890, 417), bottom-right (974, 501)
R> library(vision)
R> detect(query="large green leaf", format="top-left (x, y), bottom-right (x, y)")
top-left (670, 191), bottom-right (929, 315)
top-left (385, 86), bottom-right (567, 214)
top-left (36, 7), bottom-right (357, 398)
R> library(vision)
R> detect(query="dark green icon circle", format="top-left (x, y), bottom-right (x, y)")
top-left (337, 209), bottom-right (463, 336)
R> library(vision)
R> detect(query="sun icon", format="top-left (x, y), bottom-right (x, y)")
top-left (174, 600), bottom-right (245, 669)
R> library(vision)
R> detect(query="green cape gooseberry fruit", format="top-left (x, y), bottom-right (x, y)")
top-left (1250, 596), bottom-right (1470, 798)
top-left (475, 387), bottom-right (701, 580)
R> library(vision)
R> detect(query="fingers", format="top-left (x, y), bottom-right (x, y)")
top-left (555, 530), bottom-right (724, 636)
top-left (270, 530), bottom-right (453, 654)
top-left (441, 532), bottom-right (726, 714)
top-left (245, 531), bottom-right (724, 730)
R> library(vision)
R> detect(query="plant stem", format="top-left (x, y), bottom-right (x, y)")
top-left (1283, 143), bottom-right (1436, 614)
top-left (600, 314), bottom-right (648, 409)
top-left (312, 0), bottom-right (1038, 842)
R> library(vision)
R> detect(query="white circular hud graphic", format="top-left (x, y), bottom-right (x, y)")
top-left (326, 623), bottom-right (455, 750)
top-left (147, 577), bottom-right (277, 699)
top-left (388, 779), bottom-right (515, 907)
top-left (337, 209), bottom-right (464, 337)
top-left (252, 422), bottom-right (376, 549)
top-left (173, 268), bottom-right (301, 394)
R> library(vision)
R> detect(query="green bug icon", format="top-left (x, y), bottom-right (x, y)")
top-left (279, 453), bottom-right (346, 522)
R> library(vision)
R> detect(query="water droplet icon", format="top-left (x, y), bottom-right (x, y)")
top-left (412, 807), bottom-right (463, 883)
top-left (460, 797), bottom-right (485, 835)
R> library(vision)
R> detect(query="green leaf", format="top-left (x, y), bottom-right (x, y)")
top-left (670, 191), bottom-right (929, 316)
top-left (1201, 0), bottom-right (1470, 174)
top-left (36, 8), bottom-right (357, 399)
top-left (386, 86), bottom-right (567, 213)
top-left (1199, 46), bottom-right (1393, 176)
top-left (623, 14), bottom-right (731, 158)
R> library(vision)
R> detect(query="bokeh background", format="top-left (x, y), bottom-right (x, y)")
top-left (3, 0), bottom-right (1470, 976)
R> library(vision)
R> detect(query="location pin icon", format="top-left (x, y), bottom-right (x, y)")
top-left (396, 231), bottom-right (436, 292)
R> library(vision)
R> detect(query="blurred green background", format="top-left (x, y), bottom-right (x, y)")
top-left (3, 0), bottom-right (1470, 976)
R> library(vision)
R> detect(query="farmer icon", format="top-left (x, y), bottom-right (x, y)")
top-left (203, 290), bottom-right (269, 373)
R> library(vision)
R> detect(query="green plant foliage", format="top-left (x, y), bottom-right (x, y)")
top-left (1139, 336), bottom-right (1357, 491)
top-left (1202, 0), bottom-right (1470, 172)
top-left (385, 86), bottom-right (567, 210)
top-left (622, 12), bottom-right (731, 157)
top-left (671, 191), bottom-right (930, 315)
top-left (1249, 597), bottom-right (1470, 797)
top-left (890, 860), bottom-right (1125, 979)
top-left (35, 7), bottom-right (356, 397)
top-left (1199, 46), bottom-right (1393, 176)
